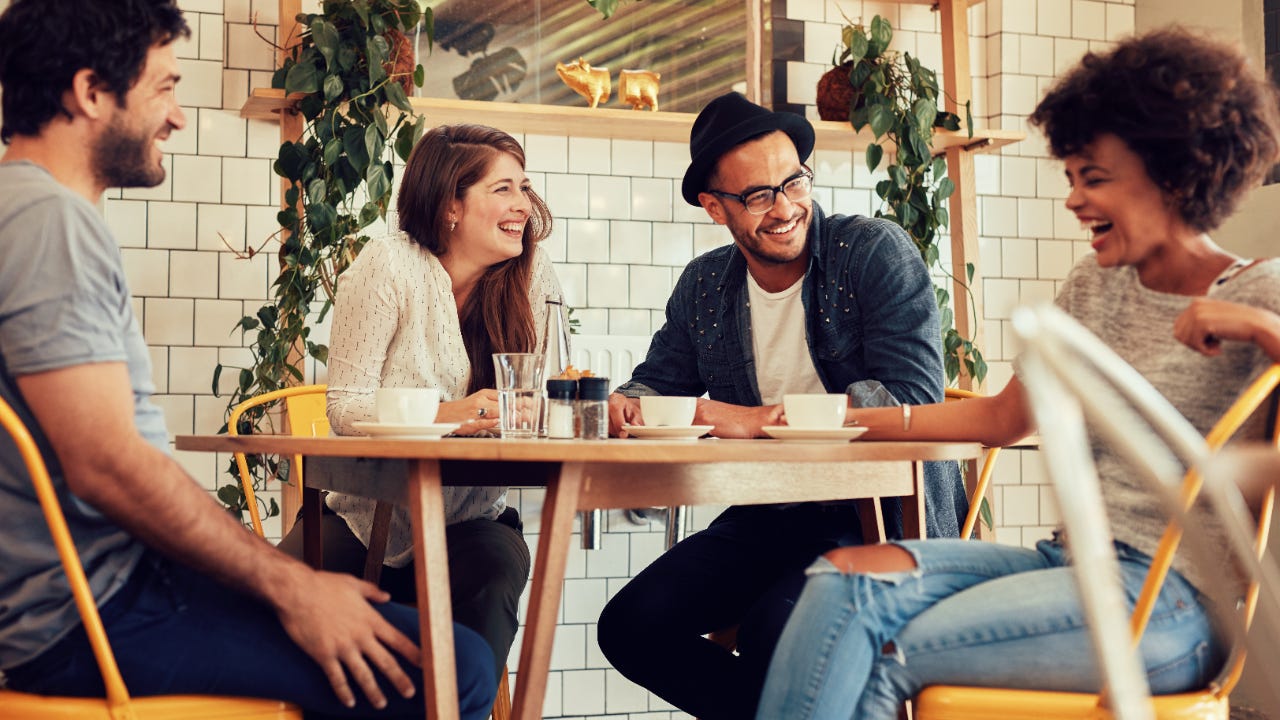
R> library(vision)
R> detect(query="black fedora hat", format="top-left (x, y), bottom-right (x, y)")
top-left (681, 92), bottom-right (815, 207)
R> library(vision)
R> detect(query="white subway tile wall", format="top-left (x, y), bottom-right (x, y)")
top-left (0, 0), bottom-right (1147, 714)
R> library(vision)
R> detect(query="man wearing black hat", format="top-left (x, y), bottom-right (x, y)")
top-left (596, 92), bottom-right (967, 718)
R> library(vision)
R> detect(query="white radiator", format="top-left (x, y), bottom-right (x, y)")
top-left (568, 334), bottom-right (653, 386)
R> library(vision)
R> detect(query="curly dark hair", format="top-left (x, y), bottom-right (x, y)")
top-left (1029, 28), bottom-right (1280, 232)
top-left (0, 0), bottom-right (189, 144)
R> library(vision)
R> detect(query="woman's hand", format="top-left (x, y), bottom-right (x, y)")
top-left (436, 389), bottom-right (501, 434)
top-left (1175, 299), bottom-right (1280, 361)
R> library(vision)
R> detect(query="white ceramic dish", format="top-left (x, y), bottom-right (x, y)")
top-left (761, 425), bottom-right (869, 442)
top-left (622, 424), bottom-right (714, 440)
top-left (350, 421), bottom-right (461, 439)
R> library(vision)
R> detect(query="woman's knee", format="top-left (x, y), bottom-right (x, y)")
top-left (823, 544), bottom-right (917, 575)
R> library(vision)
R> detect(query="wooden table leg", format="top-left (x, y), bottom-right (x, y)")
top-left (901, 461), bottom-right (927, 539)
top-left (511, 462), bottom-right (583, 720)
top-left (302, 462), bottom-right (324, 570)
top-left (856, 497), bottom-right (888, 543)
top-left (407, 459), bottom-right (457, 720)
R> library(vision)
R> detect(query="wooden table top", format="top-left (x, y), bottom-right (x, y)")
top-left (174, 434), bottom-right (983, 463)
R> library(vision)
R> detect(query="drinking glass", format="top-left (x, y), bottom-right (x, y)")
top-left (493, 352), bottom-right (543, 438)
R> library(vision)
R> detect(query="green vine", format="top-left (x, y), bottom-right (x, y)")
top-left (836, 15), bottom-right (986, 385)
top-left (212, 0), bottom-right (430, 522)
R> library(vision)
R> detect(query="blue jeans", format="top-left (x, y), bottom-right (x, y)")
top-left (3, 553), bottom-right (496, 720)
top-left (755, 537), bottom-right (1222, 720)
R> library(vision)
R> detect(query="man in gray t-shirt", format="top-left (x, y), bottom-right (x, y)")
top-left (0, 1), bottom-right (494, 716)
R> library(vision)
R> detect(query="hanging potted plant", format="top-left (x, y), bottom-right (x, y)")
top-left (819, 14), bottom-right (985, 386)
top-left (212, 0), bottom-right (430, 521)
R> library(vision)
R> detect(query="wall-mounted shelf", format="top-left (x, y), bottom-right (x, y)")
top-left (241, 87), bottom-right (1022, 154)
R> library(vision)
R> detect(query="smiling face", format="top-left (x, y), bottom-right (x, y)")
top-left (1064, 133), bottom-right (1188, 271)
top-left (698, 131), bottom-right (812, 290)
top-left (448, 151), bottom-right (533, 268)
top-left (92, 42), bottom-right (185, 189)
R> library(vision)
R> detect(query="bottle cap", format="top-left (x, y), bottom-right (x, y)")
top-left (577, 376), bottom-right (610, 401)
top-left (546, 378), bottom-right (578, 399)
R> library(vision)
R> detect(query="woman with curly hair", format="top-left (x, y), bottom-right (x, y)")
top-left (753, 28), bottom-right (1280, 719)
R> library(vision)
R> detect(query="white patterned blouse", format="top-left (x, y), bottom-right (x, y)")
top-left (323, 232), bottom-right (562, 567)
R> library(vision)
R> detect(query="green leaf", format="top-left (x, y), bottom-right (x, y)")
top-left (311, 19), bottom-right (340, 69)
top-left (865, 143), bottom-right (883, 173)
top-left (869, 15), bottom-right (893, 54)
top-left (586, 0), bottom-right (621, 19)
top-left (238, 368), bottom-right (253, 394)
top-left (868, 104), bottom-right (893, 139)
top-left (322, 74), bottom-right (344, 102)
top-left (364, 123), bottom-right (383, 166)
top-left (936, 177), bottom-right (955, 201)
top-left (966, 262), bottom-right (975, 283)
top-left (343, 126), bottom-right (370, 174)
top-left (847, 30), bottom-right (869, 64)
top-left (849, 105), bottom-right (870, 133)
top-left (359, 201), bottom-right (381, 227)
top-left (284, 62), bottom-right (320, 95)
top-left (385, 80), bottom-right (413, 113)
top-left (217, 485), bottom-right (244, 508)
top-left (307, 178), bottom-right (327, 205)
top-left (211, 364), bottom-right (223, 395)
top-left (931, 157), bottom-right (946, 179)
top-left (367, 36), bottom-right (389, 85)
top-left (912, 98), bottom-right (937, 132)
top-left (414, 63), bottom-right (425, 87)
top-left (366, 162), bottom-right (391, 202)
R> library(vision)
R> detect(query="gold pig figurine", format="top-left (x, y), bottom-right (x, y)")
top-left (619, 69), bottom-right (660, 111)
top-left (556, 58), bottom-right (611, 108)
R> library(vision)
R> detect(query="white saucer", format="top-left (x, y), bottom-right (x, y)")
top-left (622, 424), bottom-right (714, 440)
top-left (351, 421), bottom-right (462, 439)
top-left (761, 425), bottom-right (869, 442)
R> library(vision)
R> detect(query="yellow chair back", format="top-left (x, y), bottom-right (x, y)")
top-left (0, 395), bottom-right (301, 719)
top-left (227, 385), bottom-right (327, 538)
top-left (916, 365), bottom-right (1280, 720)
top-left (944, 388), bottom-right (1001, 540)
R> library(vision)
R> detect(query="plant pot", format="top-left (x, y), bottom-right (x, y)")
top-left (816, 62), bottom-right (863, 122)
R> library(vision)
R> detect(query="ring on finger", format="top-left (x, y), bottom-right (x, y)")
top-left (477, 407), bottom-right (488, 418)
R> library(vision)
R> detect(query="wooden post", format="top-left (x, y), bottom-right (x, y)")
top-left (278, 0), bottom-right (306, 532)
top-left (939, 0), bottom-right (985, 394)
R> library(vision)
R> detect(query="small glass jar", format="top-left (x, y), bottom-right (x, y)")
top-left (577, 376), bottom-right (610, 440)
top-left (545, 379), bottom-right (578, 439)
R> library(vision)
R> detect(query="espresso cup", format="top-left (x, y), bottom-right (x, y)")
top-left (782, 393), bottom-right (847, 429)
top-left (640, 396), bottom-right (697, 427)
top-left (375, 387), bottom-right (440, 426)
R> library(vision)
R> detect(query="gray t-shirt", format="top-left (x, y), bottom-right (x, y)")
top-left (1056, 254), bottom-right (1280, 594)
top-left (0, 161), bottom-right (168, 669)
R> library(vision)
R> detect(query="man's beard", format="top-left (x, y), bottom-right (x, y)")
top-left (93, 116), bottom-right (165, 189)
top-left (728, 210), bottom-right (810, 266)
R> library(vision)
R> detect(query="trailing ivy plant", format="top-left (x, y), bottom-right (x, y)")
top-left (835, 15), bottom-right (987, 385)
top-left (212, 0), bottom-right (430, 522)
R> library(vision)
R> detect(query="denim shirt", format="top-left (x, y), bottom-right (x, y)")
top-left (618, 203), bottom-right (967, 539)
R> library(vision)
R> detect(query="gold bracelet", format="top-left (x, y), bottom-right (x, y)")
top-left (902, 403), bottom-right (912, 431)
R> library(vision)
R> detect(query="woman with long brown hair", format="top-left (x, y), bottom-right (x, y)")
top-left (280, 124), bottom-right (562, 681)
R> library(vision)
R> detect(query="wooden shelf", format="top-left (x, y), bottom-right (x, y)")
top-left (240, 87), bottom-right (1022, 155)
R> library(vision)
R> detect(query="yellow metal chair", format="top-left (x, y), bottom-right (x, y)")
top-left (227, 384), bottom-right (329, 539)
top-left (0, 396), bottom-right (302, 720)
top-left (228, 385), bottom-right (513, 720)
top-left (944, 388), bottom-right (1003, 540)
top-left (914, 351), bottom-right (1280, 719)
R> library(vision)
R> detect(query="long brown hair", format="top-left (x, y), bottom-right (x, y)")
top-left (397, 124), bottom-right (553, 392)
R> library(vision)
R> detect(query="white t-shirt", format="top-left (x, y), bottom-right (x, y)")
top-left (746, 272), bottom-right (826, 404)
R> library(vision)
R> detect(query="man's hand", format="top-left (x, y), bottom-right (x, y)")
top-left (273, 567), bottom-right (421, 709)
top-left (697, 399), bottom-right (783, 438)
top-left (608, 393), bottom-right (642, 437)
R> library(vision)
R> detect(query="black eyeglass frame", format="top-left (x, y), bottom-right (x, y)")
top-left (705, 165), bottom-right (815, 215)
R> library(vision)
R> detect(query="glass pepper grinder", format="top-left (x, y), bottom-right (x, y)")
top-left (537, 296), bottom-right (572, 437)
top-left (577, 376), bottom-right (610, 440)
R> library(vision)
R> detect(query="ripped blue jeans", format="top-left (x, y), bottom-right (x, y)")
top-left (754, 537), bottom-right (1222, 720)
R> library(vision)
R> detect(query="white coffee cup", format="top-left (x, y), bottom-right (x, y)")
top-left (783, 393), bottom-right (847, 429)
top-left (375, 388), bottom-right (440, 426)
top-left (640, 396), bottom-right (697, 427)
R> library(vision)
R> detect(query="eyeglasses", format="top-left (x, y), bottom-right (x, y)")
top-left (706, 166), bottom-right (814, 215)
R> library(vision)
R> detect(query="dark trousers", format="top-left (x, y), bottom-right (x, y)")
top-left (596, 503), bottom-right (866, 720)
top-left (3, 552), bottom-right (496, 720)
top-left (278, 505), bottom-right (529, 683)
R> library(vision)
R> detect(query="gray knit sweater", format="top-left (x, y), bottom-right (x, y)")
top-left (1053, 255), bottom-right (1280, 595)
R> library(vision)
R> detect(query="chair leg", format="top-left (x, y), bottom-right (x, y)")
top-left (363, 500), bottom-right (393, 585)
top-left (491, 664), bottom-right (511, 720)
